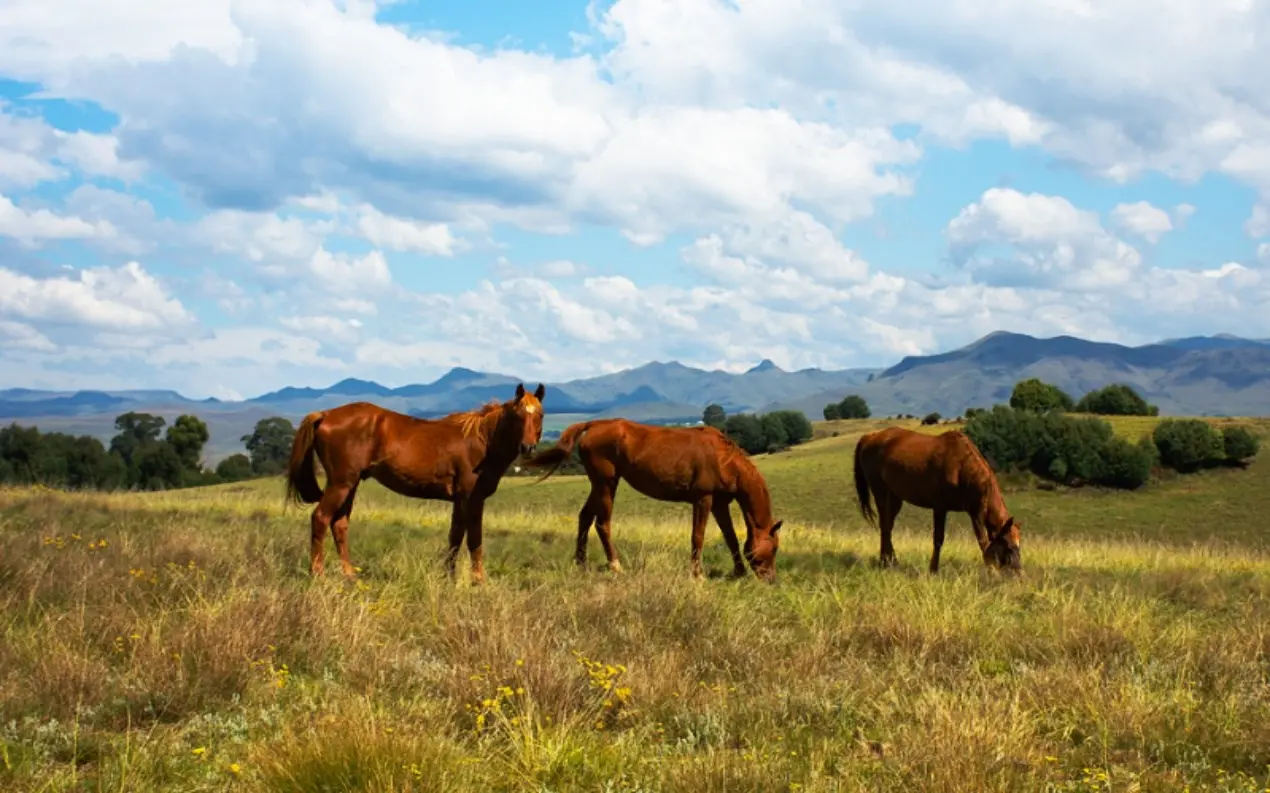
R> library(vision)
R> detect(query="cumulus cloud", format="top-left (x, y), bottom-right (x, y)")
top-left (0, 261), bottom-right (194, 335)
top-left (1111, 201), bottom-right (1175, 243)
top-left (946, 188), bottom-right (1142, 291)
top-left (0, 193), bottom-right (119, 247)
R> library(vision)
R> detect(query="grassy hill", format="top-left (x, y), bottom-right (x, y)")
top-left (2, 416), bottom-right (1269, 791)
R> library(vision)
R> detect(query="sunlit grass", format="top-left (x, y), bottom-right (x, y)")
top-left (2, 415), bottom-right (1269, 791)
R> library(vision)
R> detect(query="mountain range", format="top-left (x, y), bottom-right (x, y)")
top-left (5, 331), bottom-right (1270, 463)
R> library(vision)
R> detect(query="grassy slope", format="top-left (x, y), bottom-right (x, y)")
top-left (2, 416), bottom-right (1269, 792)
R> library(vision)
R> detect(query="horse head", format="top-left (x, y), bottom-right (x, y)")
top-left (745, 519), bottom-right (783, 582)
top-left (983, 515), bottom-right (1022, 574)
top-left (507, 383), bottom-right (546, 458)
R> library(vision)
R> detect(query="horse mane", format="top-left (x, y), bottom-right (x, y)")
top-left (953, 432), bottom-right (1008, 518)
top-left (441, 399), bottom-right (506, 440)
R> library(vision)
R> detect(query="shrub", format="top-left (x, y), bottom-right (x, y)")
top-left (836, 395), bottom-right (871, 419)
top-left (922, 412), bottom-right (941, 425)
top-left (1152, 419), bottom-right (1225, 473)
top-left (1221, 425), bottom-right (1260, 463)
top-left (1009, 378), bottom-right (1074, 413)
top-left (772, 410), bottom-right (813, 445)
top-left (823, 404), bottom-right (841, 421)
top-left (1075, 383), bottom-right (1158, 416)
top-left (964, 405), bottom-right (1154, 490)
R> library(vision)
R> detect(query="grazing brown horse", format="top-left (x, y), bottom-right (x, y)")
top-left (525, 418), bottom-right (784, 581)
top-left (285, 383), bottom-right (546, 583)
top-left (853, 426), bottom-right (1022, 574)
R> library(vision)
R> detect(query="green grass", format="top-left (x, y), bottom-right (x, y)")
top-left (2, 416), bottom-right (1270, 792)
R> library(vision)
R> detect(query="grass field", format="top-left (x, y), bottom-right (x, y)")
top-left (3, 416), bottom-right (1270, 792)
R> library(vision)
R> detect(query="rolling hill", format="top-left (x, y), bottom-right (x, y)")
top-left (6, 331), bottom-right (1270, 462)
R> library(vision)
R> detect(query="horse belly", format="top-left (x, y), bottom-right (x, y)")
top-left (622, 467), bottom-right (697, 502)
top-left (373, 468), bottom-right (453, 501)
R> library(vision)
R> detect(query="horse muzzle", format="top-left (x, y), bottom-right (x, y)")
top-left (519, 443), bottom-right (536, 458)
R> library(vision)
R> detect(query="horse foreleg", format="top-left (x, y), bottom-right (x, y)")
top-left (711, 499), bottom-right (747, 578)
top-left (445, 500), bottom-right (466, 578)
top-left (929, 509), bottom-right (947, 574)
top-left (466, 499), bottom-right (486, 585)
top-left (690, 496), bottom-right (712, 579)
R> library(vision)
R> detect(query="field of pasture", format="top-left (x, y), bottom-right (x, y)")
top-left (2, 416), bottom-right (1270, 792)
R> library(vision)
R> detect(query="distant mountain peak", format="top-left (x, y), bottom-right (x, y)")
top-left (747, 358), bottom-right (782, 374)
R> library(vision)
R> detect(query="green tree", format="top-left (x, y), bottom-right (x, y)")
top-left (837, 395), bottom-right (871, 419)
top-left (242, 417), bottom-right (298, 475)
top-left (1222, 426), bottom-right (1261, 463)
top-left (823, 403), bottom-right (841, 420)
top-left (703, 404), bottom-right (727, 429)
top-left (759, 413), bottom-right (789, 451)
top-left (922, 412), bottom-right (942, 425)
top-left (1152, 419), bottom-right (1225, 473)
top-left (110, 411), bottom-right (167, 468)
top-left (0, 423), bottom-right (42, 482)
top-left (1009, 378), bottom-right (1074, 413)
top-left (724, 414), bottom-right (767, 455)
top-left (1075, 383), bottom-right (1157, 416)
top-left (772, 410), bottom-right (813, 445)
top-left (132, 442), bottom-right (185, 490)
top-left (215, 453), bottom-right (254, 482)
top-left (165, 414), bottom-right (211, 471)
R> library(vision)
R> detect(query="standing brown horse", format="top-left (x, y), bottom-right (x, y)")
top-left (285, 383), bottom-right (546, 583)
top-left (853, 426), bottom-right (1022, 574)
top-left (525, 418), bottom-right (784, 581)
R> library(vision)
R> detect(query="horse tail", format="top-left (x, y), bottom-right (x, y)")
top-left (853, 435), bottom-right (876, 526)
top-left (524, 420), bottom-right (595, 483)
top-left (285, 411), bottom-right (325, 506)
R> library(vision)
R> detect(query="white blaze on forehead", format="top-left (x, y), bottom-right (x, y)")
top-left (524, 404), bottom-right (538, 414)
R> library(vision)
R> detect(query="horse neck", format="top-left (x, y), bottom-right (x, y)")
top-left (476, 410), bottom-right (522, 468)
top-left (733, 462), bottom-right (773, 529)
top-left (976, 476), bottom-right (1011, 533)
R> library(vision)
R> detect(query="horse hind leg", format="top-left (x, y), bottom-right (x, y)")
top-left (575, 488), bottom-right (600, 570)
top-left (310, 482), bottom-right (353, 576)
top-left (689, 496), bottom-right (712, 579)
top-left (593, 479), bottom-right (621, 572)
top-left (330, 484), bottom-right (360, 578)
top-left (929, 509), bottom-right (947, 574)
top-left (876, 489), bottom-right (902, 568)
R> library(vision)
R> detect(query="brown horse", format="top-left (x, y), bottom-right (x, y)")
top-left (285, 383), bottom-right (546, 583)
top-left (853, 426), bottom-right (1022, 574)
top-left (525, 418), bottom-right (784, 581)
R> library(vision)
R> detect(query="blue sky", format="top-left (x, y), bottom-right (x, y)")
top-left (2, 0), bottom-right (1269, 399)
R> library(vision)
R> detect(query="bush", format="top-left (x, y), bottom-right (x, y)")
top-left (1152, 419), bottom-right (1225, 473)
top-left (772, 410), bottom-right (813, 445)
top-left (964, 405), bottom-right (1154, 489)
top-left (836, 395), bottom-right (870, 419)
top-left (922, 412), bottom-right (941, 425)
top-left (964, 407), bottom-right (985, 420)
top-left (724, 414), bottom-right (768, 455)
top-left (1075, 383), bottom-right (1158, 416)
top-left (1009, 378), bottom-right (1074, 413)
top-left (823, 404), bottom-right (841, 421)
top-left (1221, 425), bottom-right (1260, 463)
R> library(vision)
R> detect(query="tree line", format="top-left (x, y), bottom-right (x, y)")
top-left (702, 404), bottom-right (813, 454)
top-left (0, 413), bottom-right (298, 491)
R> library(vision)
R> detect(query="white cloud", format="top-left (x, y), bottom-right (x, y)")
top-left (0, 319), bottom-right (56, 352)
top-left (1111, 201), bottom-right (1175, 243)
top-left (0, 193), bottom-right (119, 247)
top-left (0, 261), bottom-right (194, 334)
top-left (1248, 203), bottom-right (1270, 238)
top-left (946, 188), bottom-right (1142, 291)
top-left (279, 315), bottom-right (364, 342)
top-left (353, 204), bottom-right (458, 255)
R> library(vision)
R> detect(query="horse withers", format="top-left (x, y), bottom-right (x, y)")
top-left (852, 426), bottom-right (1022, 575)
top-left (525, 419), bottom-right (784, 581)
top-left (285, 383), bottom-right (546, 583)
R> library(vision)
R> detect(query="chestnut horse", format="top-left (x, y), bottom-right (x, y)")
top-left (285, 383), bottom-right (546, 583)
top-left (853, 426), bottom-right (1022, 574)
top-left (525, 418), bottom-right (784, 581)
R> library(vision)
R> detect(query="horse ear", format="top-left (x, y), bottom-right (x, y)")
top-left (770, 520), bottom-right (783, 536)
top-left (1003, 516), bottom-right (1014, 532)
top-left (534, 383), bottom-right (546, 400)
top-left (515, 383), bottom-right (526, 399)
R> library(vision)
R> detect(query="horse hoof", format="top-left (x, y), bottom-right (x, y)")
top-left (608, 561), bottom-right (623, 573)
